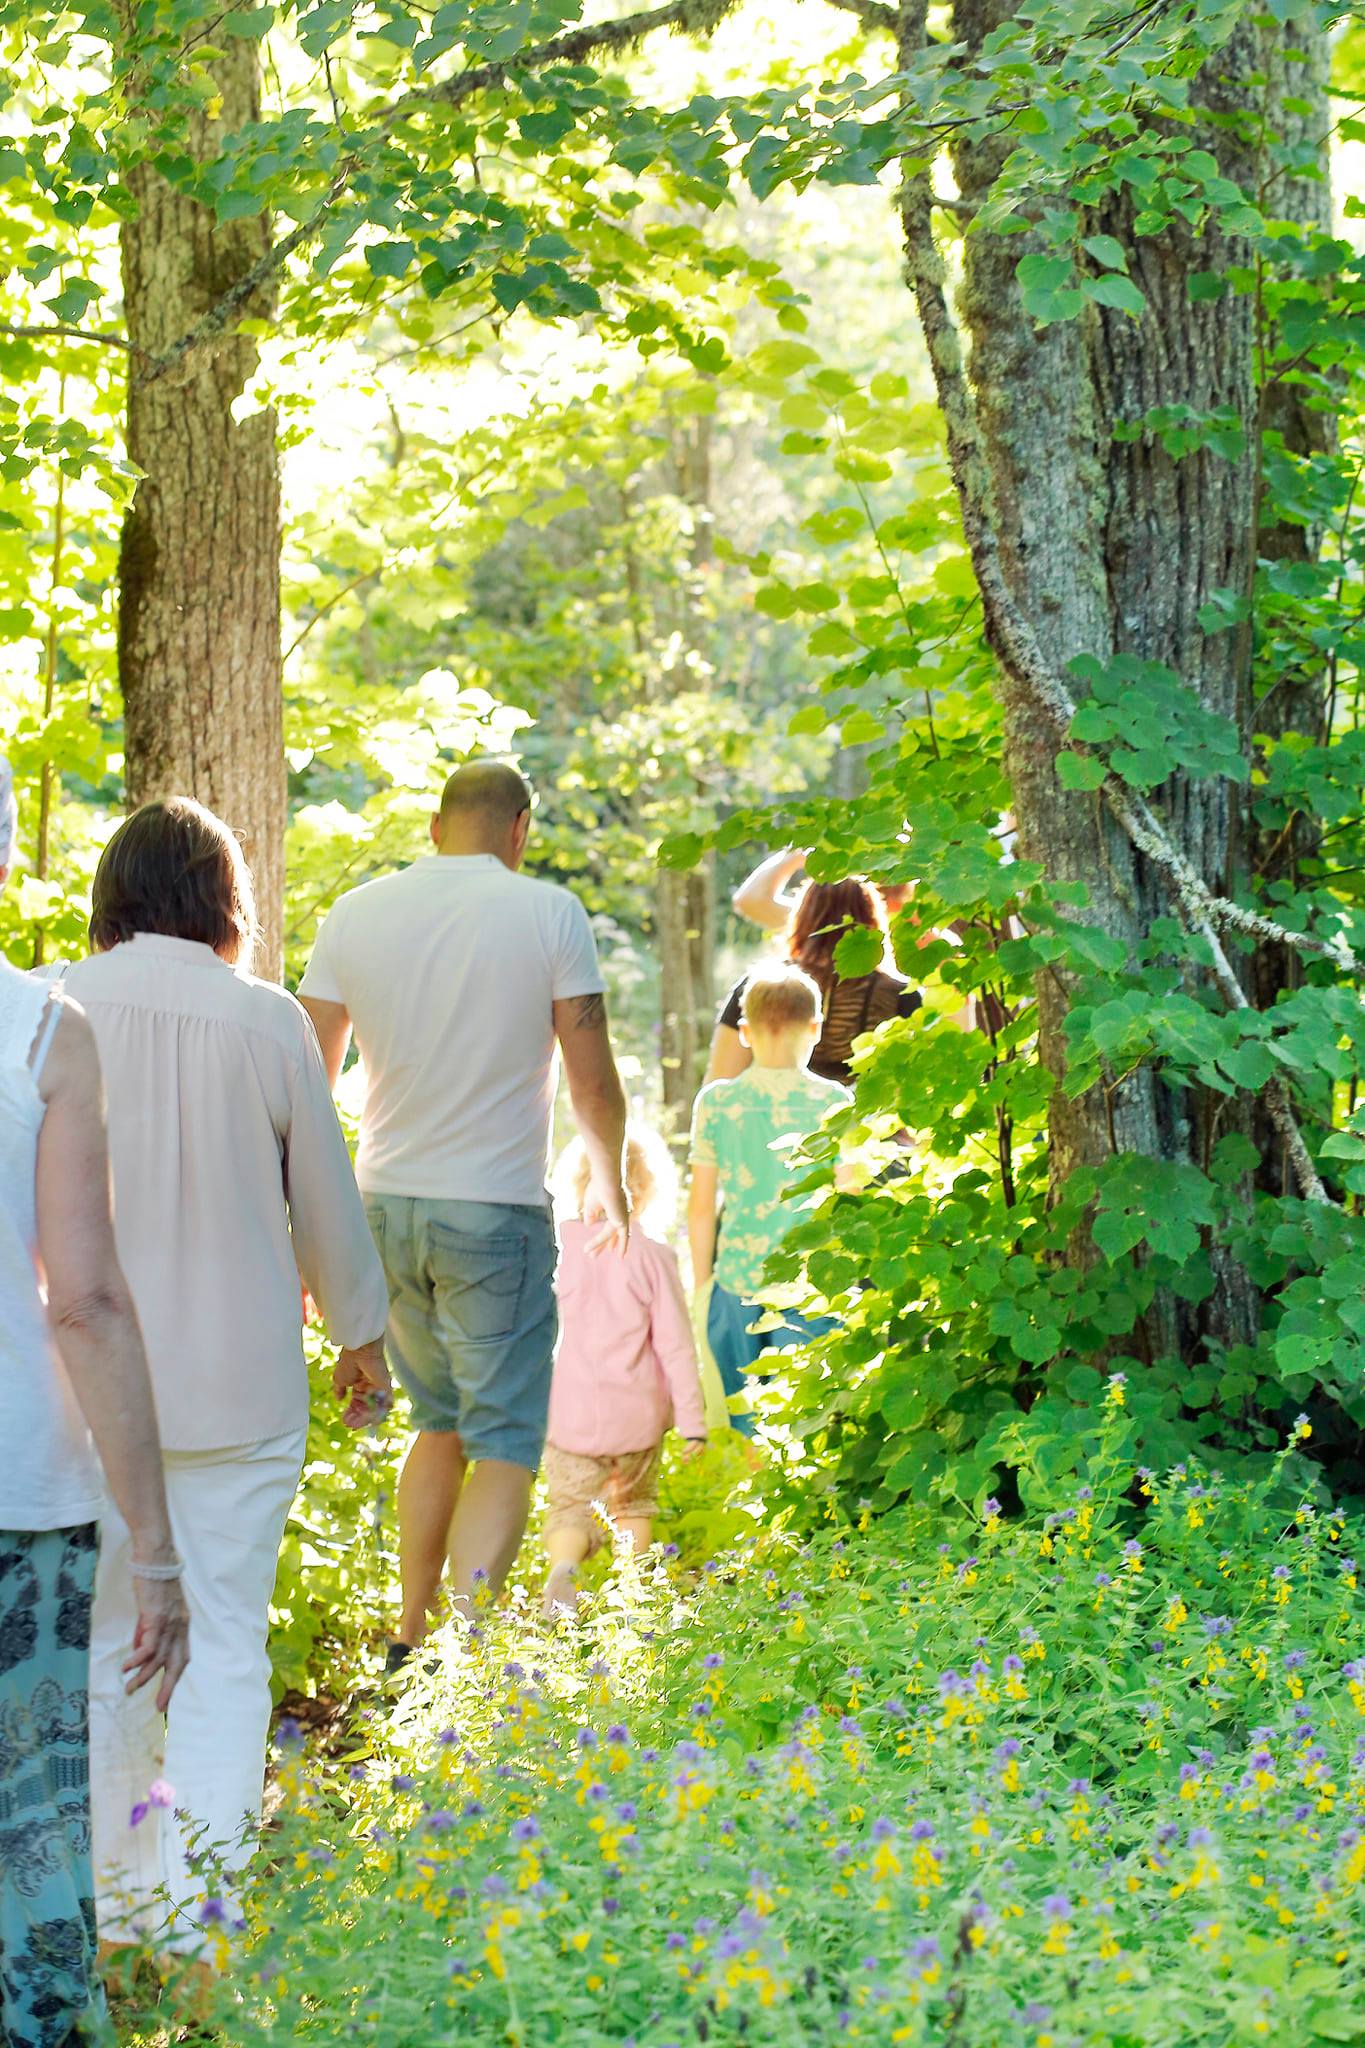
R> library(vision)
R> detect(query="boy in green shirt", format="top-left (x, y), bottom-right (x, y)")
top-left (687, 964), bottom-right (847, 1433)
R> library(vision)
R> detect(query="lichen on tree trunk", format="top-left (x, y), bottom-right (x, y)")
top-left (940, 5), bottom-right (1331, 1355)
top-left (118, 38), bottom-right (285, 977)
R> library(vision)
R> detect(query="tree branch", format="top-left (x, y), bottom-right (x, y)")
top-left (0, 322), bottom-right (138, 354)
top-left (388, 0), bottom-right (738, 121)
top-left (895, 16), bottom-right (1332, 1205)
top-left (821, 0), bottom-right (899, 35)
top-left (142, 0), bottom-right (741, 387)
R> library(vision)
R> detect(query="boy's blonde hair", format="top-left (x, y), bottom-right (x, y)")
top-left (554, 1122), bottom-right (678, 1236)
top-left (742, 962), bottom-right (823, 1036)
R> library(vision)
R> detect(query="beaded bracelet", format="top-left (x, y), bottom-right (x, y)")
top-left (130, 1559), bottom-right (185, 1582)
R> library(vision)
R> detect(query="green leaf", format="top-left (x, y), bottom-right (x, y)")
top-left (1082, 273), bottom-right (1146, 317)
top-left (833, 924), bottom-right (884, 978)
top-left (657, 832), bottom-right (705, 872)
top-left (365, 241), bottom-right (416, 279)
top-left (788, 705), bottom-right (828, 736)
top-left (754, 584), bottom-right (798, 621)
top-left (1081, 233), bottom-right (1128, 272)
top-left (47, 278), bottom-right (100, 324)
top-left (1016, 251), bottom-right (1085, 326)
top-left (1057, 751), bottom-right (1106, 791)
top-left (840, 710), bottom-right (884, 746)
top-left (1188, 270), bottom-right (1228, 302)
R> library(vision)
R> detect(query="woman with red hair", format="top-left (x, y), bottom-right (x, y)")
top-left (706, 870), bottom-right (921, 1089)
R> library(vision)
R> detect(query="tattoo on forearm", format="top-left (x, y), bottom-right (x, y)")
top-left (572, 992), bottom-right (608, 1029)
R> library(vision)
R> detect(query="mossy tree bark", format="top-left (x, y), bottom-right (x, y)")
top-left (939, 7), bottom-right (1331, 1354)
top-left (119, 37), bottom-right (284, 977)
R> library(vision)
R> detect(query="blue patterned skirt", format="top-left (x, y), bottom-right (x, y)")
top-left (0, 1525), bottom-right (105, 2048)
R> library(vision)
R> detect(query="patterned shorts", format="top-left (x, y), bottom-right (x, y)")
top-left (0, 1523), bottom-right (103, 2048)
top-left (542, 1444), bottom-right (664, 1551)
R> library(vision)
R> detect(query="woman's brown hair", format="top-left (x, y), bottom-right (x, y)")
top-left (786, 877), bottom-right (887, 991)
top-left (90, 797), bottom-right (259, 968)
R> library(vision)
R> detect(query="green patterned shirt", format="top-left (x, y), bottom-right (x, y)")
top-left (689, 1064), bottom-right (849, 1298)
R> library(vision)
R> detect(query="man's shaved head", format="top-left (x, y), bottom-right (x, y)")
top-left (432, 758), bottom-right (535, 869)
top-left (438, 759), bottom-right (533, 831)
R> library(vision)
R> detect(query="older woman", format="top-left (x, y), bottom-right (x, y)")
top-left (0, 758), bottom-right (188, 2045)
top-left (63, 797), bottom-right (390, 1954)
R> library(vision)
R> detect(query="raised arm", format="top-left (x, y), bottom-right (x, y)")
top-left (732, 848), bottom-right (807, 933)
top-left (554, 991), bottom-right (629, 1253)
top-left (35, 1002), bottom-right (189, 1710)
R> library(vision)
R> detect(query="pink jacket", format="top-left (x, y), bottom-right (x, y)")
top-left (547, 1221), bottom-right (707, 1456)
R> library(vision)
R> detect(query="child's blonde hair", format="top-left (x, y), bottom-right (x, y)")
top-left (554, 1122), bottom-right (678, 1237)
top-left (743, 962), bottom-right (823, 1035)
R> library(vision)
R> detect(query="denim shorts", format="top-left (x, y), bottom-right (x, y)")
top-left (364, 1196), bottom-right (558, 1471)
top-left (707, 1281), bottom-right (836, 1437)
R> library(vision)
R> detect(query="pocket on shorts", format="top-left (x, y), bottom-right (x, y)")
top-left (364, 1202), bottom-right (401, 1306)
top-left (428, 1225), bottom-right (528, 1343)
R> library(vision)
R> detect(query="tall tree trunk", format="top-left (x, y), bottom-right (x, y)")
top-left (945, 10), bottom-right (1327, 1353)
top-left (658, 863), bottom-right (715, 1131)
top-left (1247, 31), bottom-right (1336, 1194)
top-left (657, 408), bottom-right (719, 1130)
top-left (119, 37), bottom-right (284, 977)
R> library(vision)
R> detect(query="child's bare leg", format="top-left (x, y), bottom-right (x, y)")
top-left (616, 1516), bottom-right (652, 1555)
top-left (543, 1525), bottom-right (590, 1616)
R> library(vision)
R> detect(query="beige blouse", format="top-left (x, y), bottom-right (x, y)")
top-left (65, 934), bottom-right (387, 1452)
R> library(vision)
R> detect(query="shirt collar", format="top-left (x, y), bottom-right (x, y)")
top-left (121, 932), bottom-right (234, 968)
top-left (427, 854), bottom-right (505, 871)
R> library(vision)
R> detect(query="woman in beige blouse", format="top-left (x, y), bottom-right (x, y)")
top-left (63, 797), bottom-right (390, 1957)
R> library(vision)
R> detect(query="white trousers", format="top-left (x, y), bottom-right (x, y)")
top-left (89, 1428), bottom-right (306, 1949)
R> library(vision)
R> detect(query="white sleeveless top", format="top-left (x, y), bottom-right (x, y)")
top-left (0, 959), bottom-right (100, 1529)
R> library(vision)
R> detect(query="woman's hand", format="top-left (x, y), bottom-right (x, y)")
top-left (333, 1338), bottom-right (393, 1428)
top-left (123, 1577), bottom-right (190, 1714)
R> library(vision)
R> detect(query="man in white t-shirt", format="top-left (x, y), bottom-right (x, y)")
top-left (300, 760), bottom-right (628, 1665)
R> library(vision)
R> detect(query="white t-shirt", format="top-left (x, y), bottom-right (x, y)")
top-left (298, 855), bottom-right (604, 1206)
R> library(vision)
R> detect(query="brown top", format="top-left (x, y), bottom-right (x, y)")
top-left (719, 968), bottom-right (921, 1087)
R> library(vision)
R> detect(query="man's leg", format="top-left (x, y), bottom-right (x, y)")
top-left (367, 1197), bottom-right (467, 1656)
top-left (424, 1199), bottom-right (558, 1610)
top-left (446, 1459), bottom-right (534, 1611)
top-left (396, 1431), bottom-right (467, 1648)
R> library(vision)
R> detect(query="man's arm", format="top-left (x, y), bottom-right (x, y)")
top-left (299, 995), bottom-right (352, 1087)
top-left (554, 991), bottom-right (628, 1252)
top-left (733, 848), bottom-right (807, 933)
top-left (687, 1163), bottom-right (720, 1289)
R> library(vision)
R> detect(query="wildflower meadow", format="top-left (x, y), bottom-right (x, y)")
top-left (115, 1391), bottom-right (1365, 2047)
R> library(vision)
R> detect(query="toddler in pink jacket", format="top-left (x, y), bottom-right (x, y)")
top-left (543, 1127), bottom-right (707, 1617)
